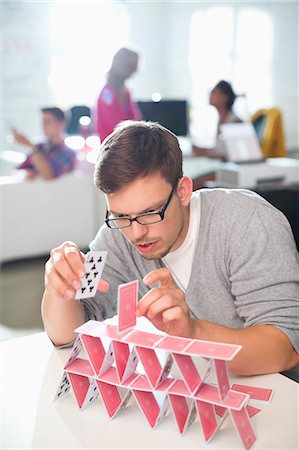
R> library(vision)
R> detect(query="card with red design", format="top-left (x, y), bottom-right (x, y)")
top-left (168, 394), bottom-right (196, 434)
top-left (196, 400), bottom-right (219, 443)
top-left (231, 384), bottom-right (274, 402)
top-left (96, 379), bottom-right (132, 418)
top-left (214, 359), bottom-right (230, 400)
top-left (135, 346), bottom-right (173, 389)
top-left (117, 280), bottom-right (138, 333)
top-left (67, 372), bottom-right (91, 409)
top-left (230, 406), bottom-right (256, 449)
top-left (132, 389), bottom-right (169, 428)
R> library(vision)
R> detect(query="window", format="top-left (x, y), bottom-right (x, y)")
top-left (189, 6), bottom-right (273, 145)
top-left (48, 2), bottom-right (130, 108)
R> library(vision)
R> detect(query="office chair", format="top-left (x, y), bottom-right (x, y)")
top-left (66, 105), bottom-right (91, 135)
top-left (251, 108), bottom-right (287, 158)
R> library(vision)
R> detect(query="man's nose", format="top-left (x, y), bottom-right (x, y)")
top-left (130, 220), bottom-right (148, 240)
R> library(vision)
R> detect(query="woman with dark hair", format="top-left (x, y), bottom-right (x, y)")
top-left (95, 48), bottom-right (141, 142)
top-left (193, 80), bottom-right (242, 159)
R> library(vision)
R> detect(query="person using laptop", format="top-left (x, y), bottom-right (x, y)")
top-left (193, 80), bottom-right (242, 160)
top-left (42, 120), bottom-right (299, 380)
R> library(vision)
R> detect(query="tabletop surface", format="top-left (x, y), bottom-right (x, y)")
top-left (2, 331), bottom-right (299, 450)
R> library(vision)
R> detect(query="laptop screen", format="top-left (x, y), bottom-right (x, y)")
top-left (220, 123), bottom-right (264, 163)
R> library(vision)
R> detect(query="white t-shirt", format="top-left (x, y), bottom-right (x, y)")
top-left (162, 193), bottom-right (200, 291)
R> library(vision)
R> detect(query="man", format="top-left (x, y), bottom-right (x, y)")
top-left (42, 121), bottom-right (299, 379)
top-left (14, 107), bottom-right (76, 180)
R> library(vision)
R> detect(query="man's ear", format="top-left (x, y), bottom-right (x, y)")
top-left (177, 176), bottom-right (193, 206)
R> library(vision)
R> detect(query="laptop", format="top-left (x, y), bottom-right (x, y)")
top-left (219, 122), bottom-right (265, 164)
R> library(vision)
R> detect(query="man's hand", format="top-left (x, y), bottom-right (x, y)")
top-left (12, 129), bottom-right (33, 148)
top-left (136, 268), bottom-right (195, 337)
top-left (44, 241), bottom-right (109, 301)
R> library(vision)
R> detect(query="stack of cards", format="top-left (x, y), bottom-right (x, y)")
top-left (54, 252), bottom-right (274, 450)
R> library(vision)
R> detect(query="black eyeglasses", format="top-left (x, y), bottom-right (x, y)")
top-left (105, 180), bottom-right (179, 229)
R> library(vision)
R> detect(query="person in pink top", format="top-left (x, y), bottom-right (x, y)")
top-left (96, 47), bottom-right (141, 142)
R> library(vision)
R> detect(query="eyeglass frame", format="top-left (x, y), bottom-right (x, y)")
top-left (105, 179), bottom-right (179, 229)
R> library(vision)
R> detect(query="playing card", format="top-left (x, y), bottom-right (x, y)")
top-left (185, 340), bottom-right (241, 361)
top-left (230, 406), bottom-right (256, 449)
top-left (196, 400), bottom-right (218, 442)
top-left (133, 390), bottom-right (169, 428)
top-left (96, 380), bottom-right (132, 418)
top-left (214, 404), bottom-right (227, 418)
top-left (155, 393), bottom-right (170, 428)
top-left (231, 384), bottom-right (274, 402)
top-left (155, 335), bottom-right (192, 352)
top-left (195, 383), bottom-right (249, 411)
top-left (214, 359), bottom-right (230, 400)
top-left (172, 353), bottom-right (202, 394)
top-left (67, 372), bottom-right (91, 409)
top-left (80, 378), bottom-right (99, 410)
top-left (215, 404), bottom-right (260, 419)
top-left (75, 251), bottom-right (107, 299)
top-left (98, 342), bottom-right (115, 377)
top-left (96, 380), bottom-right (122, 418)
top-left (124, 330), bottom-right (164, 347)
top-left (155, 377), bottom-right (175, 392)
top-left (246, 405), bottom-right (261, 418)
top-left (81, 334), bottom-right (106, 375)
top-left (120, 347), bottom-right (139, 384)
top-left (135, 347), bottom-right (173, 389)
top-left (64, 335), bottom-right (83, 367)
top-left (168, 394), bottom-right (195, 434)
top-left (65, 358), bottom-right (95, 377)
top-left (112, 340), bottom-right (131, 382)
top-left (167, 379), bottom-right (190, 397)
top-left (130, 374), bottom-right (152, 392)
top-left (99, 366), bottom-right (119, 384)
top-left (117, 280), bottom-right (138, 333)
top-left (53, 371), bottom-right (71, 401)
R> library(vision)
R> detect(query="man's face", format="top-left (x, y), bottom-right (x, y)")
top-left (106, 173), bottom-right (191, 260)
top-left (42, 113), bottom-right (64, 140)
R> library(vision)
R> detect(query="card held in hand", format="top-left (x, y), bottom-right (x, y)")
top-left (75, 251), bottom-right (107, 300)
top-left (117, 280), bottom-right (138, 333)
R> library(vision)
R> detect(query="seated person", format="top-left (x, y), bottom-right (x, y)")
top-left (193, 80), bottom-right (242, 160)
top-left (42, 120), bottom-right (299, 380)
top-left (14, 107), bottom-right (76, 180)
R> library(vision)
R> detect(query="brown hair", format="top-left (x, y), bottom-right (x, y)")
top-left (41, 107), bottom-right (65, 122)
top-left (94, 120), bottom-right (183, 193)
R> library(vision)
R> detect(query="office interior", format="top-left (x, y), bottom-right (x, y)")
top-left (1, 1), bottom-right (298, 341)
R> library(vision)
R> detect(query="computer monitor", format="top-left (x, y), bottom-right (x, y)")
top-left (137, 100), bottom-right (188, 136)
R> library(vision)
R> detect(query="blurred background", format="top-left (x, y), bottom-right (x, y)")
top-left (1, 1), bottom-right (298, 340)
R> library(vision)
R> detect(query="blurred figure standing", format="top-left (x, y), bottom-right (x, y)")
top-left (14, 107), bottom-right (76, 180)
top-left (95, 47), bottom-right (141, 142)
top-left (193, 80), bottom-right (242, 159)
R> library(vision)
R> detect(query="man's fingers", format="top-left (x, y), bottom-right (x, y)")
top-left (136, 287), bottom-right (162, 317)
top-left (63, 244), bottom-right (85, 277)
top-left (162, 305), bottom-right (185, 324)
top-left (143, 268), bottom-right (176, 288)
top-left (44, 260), bottom-right (76, 300)
top-left (146, 294), bottom-right (178, 320)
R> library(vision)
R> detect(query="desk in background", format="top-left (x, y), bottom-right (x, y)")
top-left (2, 332), bottom-right (298, 449)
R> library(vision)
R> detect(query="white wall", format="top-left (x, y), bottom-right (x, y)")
top-left (1, 0), bottom-right (298, 163)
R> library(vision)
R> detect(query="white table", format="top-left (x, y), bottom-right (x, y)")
top-left (2, 333), bottom-right (298, 449)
